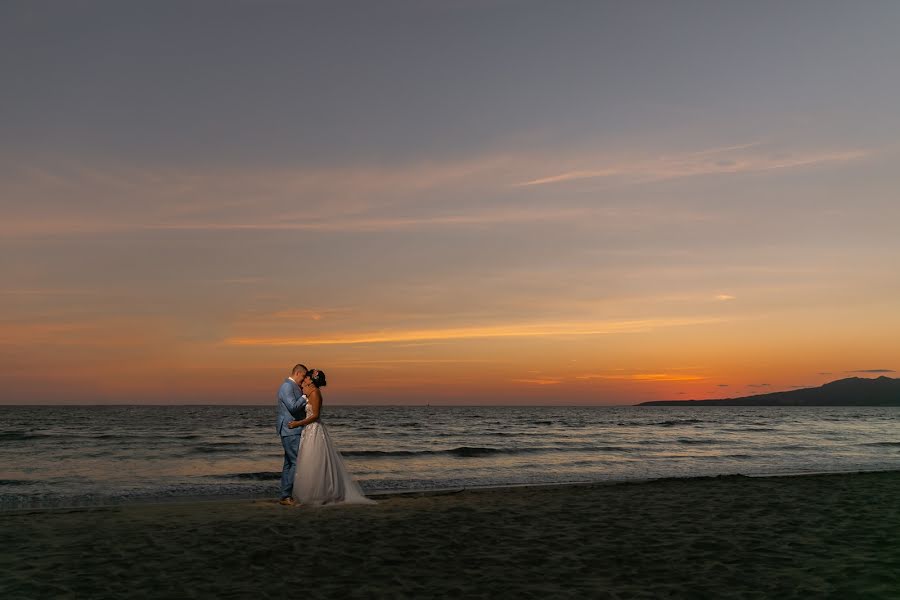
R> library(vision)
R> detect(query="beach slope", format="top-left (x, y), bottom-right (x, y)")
top-left (3, 471), bottom-right (899, 598)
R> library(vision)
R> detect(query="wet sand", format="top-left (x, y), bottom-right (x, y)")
top-left (2, 471), bottom-right (899, 599)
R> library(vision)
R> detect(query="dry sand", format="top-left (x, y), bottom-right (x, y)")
top-left (2, 471), bottom-right (899, 599)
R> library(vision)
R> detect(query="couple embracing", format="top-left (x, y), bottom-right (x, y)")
top-left (276, 364), bottom-right (373, 506)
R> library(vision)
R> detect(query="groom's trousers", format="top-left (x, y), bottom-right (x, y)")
top-left (280, 434), bottom-right (301, 499)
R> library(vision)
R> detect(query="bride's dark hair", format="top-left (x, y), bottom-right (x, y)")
top-left (308, 369), bottom-right (327, 388)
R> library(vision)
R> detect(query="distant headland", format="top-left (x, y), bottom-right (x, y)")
top-left (638, 376), bottom-right (900, 406)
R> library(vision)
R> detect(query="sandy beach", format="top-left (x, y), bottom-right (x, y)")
top-left (2, 471), bottom-right (899, 599)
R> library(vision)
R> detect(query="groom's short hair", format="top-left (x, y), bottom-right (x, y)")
top-left (292, 363), bottom-right (308, 375)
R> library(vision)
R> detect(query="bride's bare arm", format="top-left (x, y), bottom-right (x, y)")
top-left (288, 390), bottom-right (322, 428)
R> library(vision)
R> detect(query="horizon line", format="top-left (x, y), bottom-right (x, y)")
top-left (0, 403), bottom-right (641, 408)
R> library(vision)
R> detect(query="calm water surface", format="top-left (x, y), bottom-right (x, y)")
top-left (2, 405), bottom-right (899, 509)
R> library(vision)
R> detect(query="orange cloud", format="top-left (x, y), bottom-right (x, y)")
top-left (576, 373), bottom-right (707, 382)
top-left (224, 316), bottom-right (728, 346)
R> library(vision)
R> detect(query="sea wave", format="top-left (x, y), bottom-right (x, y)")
top-left (186, 443), bottom-right (251, 454)
top-left (341, 445), bottom-right (633, 458)
top-left (215, 472), bottom-right (281, 481)
top-left (721, 428), bottom-right (778, 432)
top-left (3, 405), bottom-right (899, 511)
top-left (0, 431), bottom-right (46, 441)
top-left (616, 419), bottom-right (704, 427)
top-left (657, 419), bottom-right (704, 427)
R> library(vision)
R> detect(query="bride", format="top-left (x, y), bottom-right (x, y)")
top-left (288, 369), bottom-right (374, 505)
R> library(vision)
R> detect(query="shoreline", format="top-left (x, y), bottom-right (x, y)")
top-left (3, 469), bottom-right (899, 597)
top-left (4, 466), bottom-right (900, 515)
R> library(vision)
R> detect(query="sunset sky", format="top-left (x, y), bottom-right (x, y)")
top-left (2, 1), bottom-right (899, 404)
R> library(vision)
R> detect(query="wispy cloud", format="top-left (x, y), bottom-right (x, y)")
top-left (575, 372), bottom-right (706, 382)
top-left (516, 146), bottom-right (868, 187)
top-left (845, 369), bottom-right (895, 374)
top-left (622, 373), bottom-right (707, 382)
top-left (0, 318), bottom-right (172, 347)
top-left (336, 358), bottom-right (490, 366)
top-left (225, 316), bottom-right (727, 346)
top-left (200, 278), bottom-right (267, 285)
top-left (0, 322), bottom-right (95, 345)
top-left (148, 207), bottom-right (596, 233)
top-left (5, 142), bottom-right (866, 238)
top-left (269, 308), bottom-right (352, 322)
top-left (0, 155), bottom-right (518, 236)
top-left (0, 288), bottom-right (98, 297)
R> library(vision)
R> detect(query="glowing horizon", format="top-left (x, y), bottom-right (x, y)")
top-left (1, 2), bottom-right (899, 405)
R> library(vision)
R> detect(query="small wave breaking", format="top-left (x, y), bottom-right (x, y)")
top-left (341, 445), bottom-right (633, 458)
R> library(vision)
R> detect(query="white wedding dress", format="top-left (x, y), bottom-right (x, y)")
top-left (293, 401), bottom-right (374, 505)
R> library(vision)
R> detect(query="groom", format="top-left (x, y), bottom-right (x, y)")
top-left (277, 363), bottom-right (309, 506)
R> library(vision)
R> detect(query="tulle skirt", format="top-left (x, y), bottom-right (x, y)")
top-left (293, 422), bottom-right (374, 505)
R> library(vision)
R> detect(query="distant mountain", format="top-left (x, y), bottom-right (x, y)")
top-left (638, 376), bottom-right (900, 406)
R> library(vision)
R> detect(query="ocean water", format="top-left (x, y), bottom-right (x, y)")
top-left (2, 405), bottom-right (899, 509)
